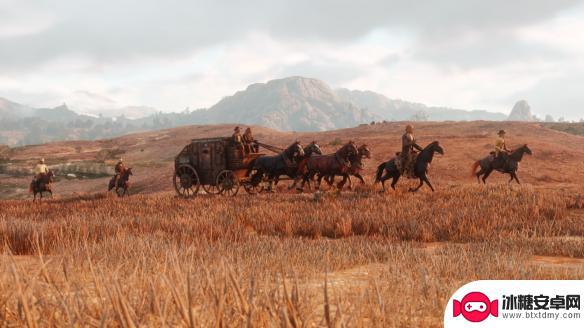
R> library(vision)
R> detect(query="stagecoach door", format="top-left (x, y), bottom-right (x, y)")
top-left (197, 141), bottom-right (225, 185)
top-left (199, 143), bottom-right (212, 185)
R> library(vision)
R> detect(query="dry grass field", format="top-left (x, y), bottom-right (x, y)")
top-left (1, 121), bottom-right (584, 326)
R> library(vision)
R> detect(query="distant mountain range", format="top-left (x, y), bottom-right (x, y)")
top-left (1, 76), bottom-right (513, 146)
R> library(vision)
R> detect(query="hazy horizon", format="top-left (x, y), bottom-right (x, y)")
top-left (2, 1), bottom-right (584, 120)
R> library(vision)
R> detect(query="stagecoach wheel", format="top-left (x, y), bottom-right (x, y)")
top-left (243, 169), bottom-right (265, 195)
top-left (202, 184), bottom-right (221, 195)
top-left (173, 164), bottom-right (200, 198)
top-left (217, 170), bottom-right (240, 196)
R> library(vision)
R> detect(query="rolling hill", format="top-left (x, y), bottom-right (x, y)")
top-left (1, 77), bottom-right (516, 147)
top-left (1, 121), bottom-right (583, 199)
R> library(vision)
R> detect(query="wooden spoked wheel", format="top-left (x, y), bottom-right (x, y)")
top-left (216, 170), bottom-right (240, 196)
top-left (243, 169), bottom-right (265, 195)
top-left (173, 164), bottom-right (200, 198)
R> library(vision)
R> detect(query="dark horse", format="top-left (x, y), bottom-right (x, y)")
top-left (30, 170), bottom-right (54, 201)
top-left (252, 142), bottom-right (305, 192)
top-left (283, 142), bottom-right (323, 189)
top-left (375, 141), bottom-right (444, 192)
top-left (471, 145), bottom-right (532, 184)
top-left (108, 167), bottom-right (133, 196)
top-left (323, 144), bottom-right (371, 190)
top-left (295, 142), bottom-right (359, 191)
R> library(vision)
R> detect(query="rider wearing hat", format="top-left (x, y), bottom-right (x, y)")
top-left (242, 127), bottom-right (255, 153)
top-left (232, 126), bottom-right (245, 154)
top-left (495, 130), bottom-right (509, 157)
top-left (494, 129), bottom-right (510, 167)
top-left (114, 158), bottom-right (126, 191)
top-left (32, 158), bottom-right (49, 188)
top-left (401, 125), bottom-right (423, 177)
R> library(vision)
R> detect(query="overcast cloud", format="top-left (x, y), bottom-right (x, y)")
top-left (1, 0), bottom-right (583, 119)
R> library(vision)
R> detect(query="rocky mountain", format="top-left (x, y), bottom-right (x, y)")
top-left (335, 89), bottom-right (507, 121)
top-left (1, 76), bottom-right (526, 146)
top-left (202, 77), bottom-right (377, 131)
top-left (0, 97), bottom-right (34, 119)
top-left (507, 100), bottom-right (534, 121)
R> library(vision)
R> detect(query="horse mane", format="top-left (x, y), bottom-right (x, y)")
top-left (509, 144), bottom-right (529, 161)
top-left (423, 141), bottom-right (440, 150)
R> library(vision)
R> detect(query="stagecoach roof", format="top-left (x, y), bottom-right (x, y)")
top-left (190, 137), bottom-right (231, 143)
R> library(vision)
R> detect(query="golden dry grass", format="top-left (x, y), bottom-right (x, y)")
top-left (2, 121), bottom-right (584, 326)
top-left (1, 185), bottom-right (583, 327)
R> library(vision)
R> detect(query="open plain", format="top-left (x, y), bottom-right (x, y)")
top-left (1, 121), bottom-right (583, 326)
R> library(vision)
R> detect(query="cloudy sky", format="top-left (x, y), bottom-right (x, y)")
top-left (1, 0), bottom-right (584, 119)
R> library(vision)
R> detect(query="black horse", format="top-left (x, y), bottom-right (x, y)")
top-left (30, 170), bottom-right (54, 201)
top-left (108, 167), bottom-right (133, 197)
top-left (375, 141), bottom-right (444, 192)
top-left (252, 142), bottom-right (305, 192)
top-left (471, 145), bottom-right (532, 184)
top-left (323, 144), bottom-right (371, 190)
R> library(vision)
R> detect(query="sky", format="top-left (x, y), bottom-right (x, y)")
top-left (1, 0), bottom-right (584, 120)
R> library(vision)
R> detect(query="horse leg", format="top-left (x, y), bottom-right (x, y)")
top-left (289, 176), bottom-right (299, 190)
top-left (390, 173), bottom-right (400, 190)
top-left (475, 168), bottom-right (484, 184)
top-left (379, 172), bottom-right (392, 191)
top-left (422, 175), bottom-right (435, 192)
top-left (337, 175), bottom-right (348, 190)
top-left (512, 172), bottom-right (521, 185)
top-left (409, 178), bottom-right (424, 192)
top-left (482, 169), bottom-right (493, 184)
top-left (316, 174), bottom-right (325, 190)
top-left (325, 174), bottom-right (335, 187)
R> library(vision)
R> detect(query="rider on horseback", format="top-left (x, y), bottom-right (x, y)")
top-left (114, 158), bottom-right (126, 191)
top-left (493, 130), bottom-right (510, 168)
top-left (400, 125), bottom-right (423, 178)
top-left (32, 158), bottom-right (49, 189)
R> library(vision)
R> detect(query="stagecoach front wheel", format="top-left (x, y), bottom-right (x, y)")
top-left (216, 170), bottom-right (240, 196)
top-left (173, 164), bottom-right (200, 198)
top-left (243, 169), bottom-right (265, 195)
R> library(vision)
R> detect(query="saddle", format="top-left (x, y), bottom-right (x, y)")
top-left (395, 152), bottom-right (418, 179)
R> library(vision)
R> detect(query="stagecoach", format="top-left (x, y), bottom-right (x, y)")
top-left (173, 137), bottom-right (266, 197)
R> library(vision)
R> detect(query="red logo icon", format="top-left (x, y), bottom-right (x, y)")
top-left (453, 292), bottom-right (499, 322)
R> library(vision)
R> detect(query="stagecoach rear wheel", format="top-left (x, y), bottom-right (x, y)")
top-left (173, 164), bottom-right (200, 198)
top-left (216, 170), bottom-right (240, 196)
top-left (243, 169), bottom-right (265, 194)
top-left (202, 184), bottom-right (221, 195)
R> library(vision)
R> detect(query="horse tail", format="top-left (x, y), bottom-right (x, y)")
top-left (374, 162), bottom-right (385, 183)
top-left (471, 160), bottom-right (481, 177)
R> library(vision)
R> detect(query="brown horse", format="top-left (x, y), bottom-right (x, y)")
top-left (324, 144), bottom-right (371, 190)
top-left (108, 168), bottom-right (133, 197)
top-left (295, 142), bottom-right (358, 191)
top-left (471, 145), bottom-right (532, 184)
top-left (30, 171), bottom-right (54, 201)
